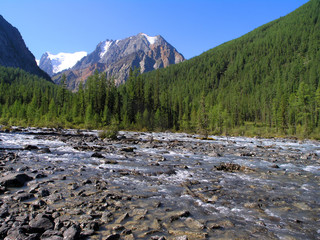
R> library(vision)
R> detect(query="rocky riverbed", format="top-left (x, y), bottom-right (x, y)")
top-left (0, 127), bottom-right (319, 240)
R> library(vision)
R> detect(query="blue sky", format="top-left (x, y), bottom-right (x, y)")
top-left (0, 0), bottom-right (309, 60)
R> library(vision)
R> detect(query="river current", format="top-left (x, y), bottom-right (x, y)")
top-left (0, 128), bottom-right (319, 239)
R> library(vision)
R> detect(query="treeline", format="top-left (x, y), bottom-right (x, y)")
top-left (1, 0), bottom-right (320, 138)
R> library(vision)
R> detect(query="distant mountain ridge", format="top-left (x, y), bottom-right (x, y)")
top-left (38, 51), bottom-right (88, 77)
top-left (49, 33), bottom-right (184, 90)
top-left (0, 15), bottom-right (50, 80)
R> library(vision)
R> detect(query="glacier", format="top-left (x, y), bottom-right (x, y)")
top-left (46, 51), bottom-right (87, 74)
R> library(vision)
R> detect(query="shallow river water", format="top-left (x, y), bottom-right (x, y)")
top-left (0, 128), bottom-right (319, 239)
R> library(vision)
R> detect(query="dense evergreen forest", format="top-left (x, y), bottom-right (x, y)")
top-left (0, 0), bottom-right (320, 139)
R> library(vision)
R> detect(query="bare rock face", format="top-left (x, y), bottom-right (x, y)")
top-left (0, 15), bottom-right (51, 80)
top-left (52, 33), bottom-right (185, 90)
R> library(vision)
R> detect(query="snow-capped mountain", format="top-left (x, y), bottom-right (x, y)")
top-left (53, 33), bottom-right (184, 90)
top-left (38, 51), bottom-right (87, 77)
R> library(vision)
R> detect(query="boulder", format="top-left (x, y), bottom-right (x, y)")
top-left (24, 145), bottom-right (39, 150)
top-left (214, 163), bottom-right (252, 172)
top-left (169, 211), bottom-right (190, 222)
top-left (63, 224), bottom-right (80, 240)
top-left (91, 152), bottom-right (105, 158)
top-left (0, 173), bottom-right (33, 187)
top-left (120, 147), bottom-right (136, 152)
top-left (105, 233), bottom-right (120, 240)
top-left (14, 193), bottom-right (34, 201)
top-left (29, 215), bottom-right (54, 233)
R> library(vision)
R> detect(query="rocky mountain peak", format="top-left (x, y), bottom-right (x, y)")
top-left (39, 51), bottom-right (88, 77)
top-left (51, 33), bottom-right (185, 90)
top-left (0, 15), bottom-right (50, 80)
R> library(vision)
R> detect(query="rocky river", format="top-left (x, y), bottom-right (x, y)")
top-left (0, 127), bottom-right (319, 240)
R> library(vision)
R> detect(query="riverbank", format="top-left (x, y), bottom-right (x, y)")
top-left (0, 127), bottom-right (319, 239)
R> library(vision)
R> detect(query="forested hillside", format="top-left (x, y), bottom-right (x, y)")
top-left (0, 0), bottom-right (319, 138)
top-left (134, 0), bottom-right (320, 137)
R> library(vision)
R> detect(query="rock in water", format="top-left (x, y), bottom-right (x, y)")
top-left (0, 173), bottom-right (33, 187)
top-left (63, 224), bottom-right (81, 240)
top-left (29, 214), bottom-right (54, 233)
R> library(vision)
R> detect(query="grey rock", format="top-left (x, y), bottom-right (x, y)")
top-left (38, 188), bottom-right (50, 197)
top-left (91, 152), bottom-right (105, 158)
top-left (41, 229), bottom-right (63, 238)
top-left (29, 215), bottom-right (54, 232)
top-left (35, 173), bottom-right (48, 179)
top-left (62, 224), bottom-right (80, 240)
top-left (0, 207), bottom-right (9, 218)
top-left (0, 173), bottom-right (33, 187)
top-left (24, 145), bottom-right (39, 150)
top-left (105, 233), bottom-right (120, 240)
top-left (41, 237), bottom-right (64, 240)
top-left (4, 228), bottom-right (39, 240)
top-left (0, 223), bottom-right (10, 238)
top-left (169, 211), bottom-right (190, 222)
top-left (14, 192), bottom-right (34, 201)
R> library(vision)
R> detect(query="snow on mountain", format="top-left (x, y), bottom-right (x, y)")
top-left (141, 33), bottom-right (158, 45)
top-left (99, 41), bottom-right (113, 58)
top-left (48, 51), bottom-right (88, 74)
top-left (39, 51), bottom-right (87, 76)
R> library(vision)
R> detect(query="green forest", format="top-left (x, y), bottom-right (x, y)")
top-left (0, 0), bottom-right (320, 139)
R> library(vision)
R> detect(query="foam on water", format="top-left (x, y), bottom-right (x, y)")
top-left (303, 165), bottom-right (320, 174)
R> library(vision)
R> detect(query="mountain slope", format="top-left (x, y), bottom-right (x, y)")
top-left (0, 15), bottom-right (51, 81)
top-left (134, 0), bottom-right (320, 135)
top-left (53, 33), bottom-right (184, 90)
top-left (39, 51), bottom-right (88, 77)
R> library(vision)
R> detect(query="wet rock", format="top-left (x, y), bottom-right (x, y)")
top-left (38, 188), bottom-right (50, 197)
top-left (63, 224), bottom-right (80, 240)
top-left (270, 164), bottom-right (280, 169)
top-left (80, 229), bottom-right (95, 238)
top-left (120, 147), bottom-right (136, 152)
top-left (35, 173), bottom-right (48, 179)
top-left (24, 145), bottom-right (39, 150)
top-left (39, 148), bottom-right (51, 154)
top-left (32, 199), bottom-right (47, 210)
top-left (214, 163), bottom-right (252, 172)
top-left (208, 151), bottom-right (221, 157)
top-left (101, 211), bottom-right (113, 223)
top-left (67, 183), bottom-right (78, 190)
top-left (169, 230), bottom-right (207, 239)
top-left (174, 236), bottom-right (188, 240)
top-left (41, 236), bottom-right (63, 240)
top-left (82, 179), bottom-right (92, 185)
top-left (208, 223), bottom-right (223, 230)
top-left (115, 212), bottom-right (129, 224)
top-left (91, 152), bottom-right (105, 158)
top-left (17, 166), bottom-right (29, 172)
top-left (151, 236), bottom-right (167, 240)
top-left (29, 214), bottom-right (54, 233)
top-left (4, 228), bottom-right (39, 240)
top-left (184, 217), bottom-right (205, 230)
top-left (41, 229), bottom-right (63, 238)
top-left (0, 223), bottom-right (10, 238)
top-left (0, 173), bottom-right (33, 187)
top-left (105, 233), bottom-right (120, 240)
top-left (169, 210), bottom-right (190, 222)
top-left (0, 207), bottom-right (9, 218)
top-left (14, 192), bottom-right (34, 201)
top-left (102, 159), bottom-right (118, 164)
